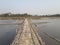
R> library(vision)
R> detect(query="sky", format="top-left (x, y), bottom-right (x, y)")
top-left (0, 0), bottom-right (60, 15)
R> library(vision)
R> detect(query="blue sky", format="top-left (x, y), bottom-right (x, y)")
top-left (0, 0), bottom-right (60, 15)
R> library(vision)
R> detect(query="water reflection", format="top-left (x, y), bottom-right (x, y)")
top-left (34, 18), bottom-right (60, 45)
top-left (0, 19), bottom-right (60, 45)
top-left (0, 20), bottom-right (23, 45)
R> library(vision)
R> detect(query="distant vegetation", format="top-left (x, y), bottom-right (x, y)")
top-left (42, 14), bottom-right (60, 17)
top-left (0, 13), bottom-right (60, 20)
top-left (0, 13), bottom-right (60, 17)
top-left (0, 13), bottom-right (32, 17)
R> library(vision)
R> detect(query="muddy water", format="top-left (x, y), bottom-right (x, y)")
top-left (32, 18), bottom-right (60, 45)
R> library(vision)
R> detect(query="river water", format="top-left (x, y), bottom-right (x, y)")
top-left (0, 20), bottom-right (23, 45)
top-left (32, 18), bottom-right (60, 45)
top-left (0, 18), bottom-right (60, 45)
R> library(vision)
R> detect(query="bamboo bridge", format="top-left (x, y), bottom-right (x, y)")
top-left (10, 18), bottom-right (46, 45)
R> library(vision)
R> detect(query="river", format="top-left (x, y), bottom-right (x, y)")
top-left (0, 20), bottom-right (23, 45)
top-left (0, 18), bottom-right (60, 45)
top-left (32, 18), bottom-right (60, 45)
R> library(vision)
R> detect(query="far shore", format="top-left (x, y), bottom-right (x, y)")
top-left (0, 16), bottom-right (60, 20)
